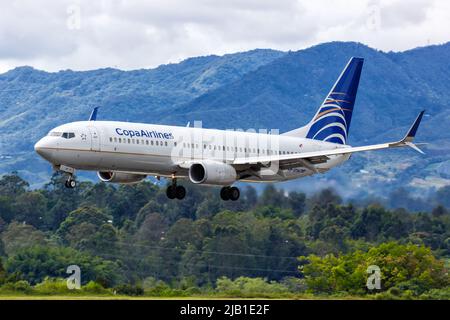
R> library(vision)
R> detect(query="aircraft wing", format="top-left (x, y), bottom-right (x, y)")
top-left (233, 111), bottom-right (425, 169)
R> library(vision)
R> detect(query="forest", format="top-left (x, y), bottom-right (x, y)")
top-left (0, 171), bottom-right (449, 299)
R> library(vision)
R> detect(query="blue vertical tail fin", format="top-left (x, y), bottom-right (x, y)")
top-left (283, 57), bottom-right (364, 145)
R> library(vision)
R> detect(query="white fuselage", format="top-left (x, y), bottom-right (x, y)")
top-left (34, 121), bottom-right (351, 183)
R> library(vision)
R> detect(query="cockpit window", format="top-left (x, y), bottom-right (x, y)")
top-left (61, 132), bottom-right (75, 139)
top-left (49, 132), bottom-right (75, 139)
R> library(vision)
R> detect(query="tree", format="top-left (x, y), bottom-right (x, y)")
top-left (135, 212), bottom-right (168, 244)
top-left (243, 186), bottom-right (258, 208)
top-left (12, 191), bottom-right (48, 228)
top-left (41, 172), bottom-right (93, 230)
top-left (259, 185), bottom-right (288, 208)
top-left (0, 238), bottom-right (5, 257)
top-left (111, 181), bottom-right (158, 226)
top-left (309, 188), bottom-right (342, 208)
top-left (288, 191), bottom-right (306, 217)
top-left (299, 242), bottom-right (449, 295)
top-left (432, 205), bottom-right (448, 218)
top-left (5, 246), bottom-right (121, 286)
top-left (0, 196), bottom-right (14, 223)
top-left (435, 186), bottom-right (450, 208)
top-left (0, 171), bottom-right (29, 197)
top-left (57, 206), bottom-right (117, 255)
top-left (0, 221), bottom-right (47, 256)
top-left (0, 257), bottom-right (6, 284)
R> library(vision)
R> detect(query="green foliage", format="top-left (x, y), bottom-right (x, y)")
top-left (0, 221), bottom-right (47, 256)
top-left (57, 206), bottom-right (118, 255)
top-left (0, 172), bottom-right (29, 197)
top-left (0, 280), bottom-right (33, 294)
top-left (419, 287), bottom-right (450, 300)
top-left (216, 277), bottom-right (289, 297)
top-left (33, 278), bottom-right (72, 295)
top-left (5, 246), bottom-right (121, 286)
top-left (0, 258), bottom-right (6, 285)
top-left (299, 242), bottom-right (449, 295)
top-left (0, 174), bottom-right (448, 298)
top-left (114, 283), bottom-right (144, 296)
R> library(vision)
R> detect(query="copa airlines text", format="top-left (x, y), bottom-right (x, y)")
top-left (35, 57), bottom-right (425, 200)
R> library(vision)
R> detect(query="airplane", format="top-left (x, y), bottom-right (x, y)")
top-left (34, 57), bottom-right (425, 201)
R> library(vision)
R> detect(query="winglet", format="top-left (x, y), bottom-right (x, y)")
top-left (404, 110), bottom-right (425, 142)
top-left (89, 107), bottom-right (99, 121)
top-left (392, 110), bottom-right (425, 154)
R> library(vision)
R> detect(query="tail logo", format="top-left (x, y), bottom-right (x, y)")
top-left (306, 93), bottom-right (352, 144)
top-left (305, 57), bottom-right (364, 145)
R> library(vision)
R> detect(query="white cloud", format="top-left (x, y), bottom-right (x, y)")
top-left (0, 0), bottom-right (448, 72)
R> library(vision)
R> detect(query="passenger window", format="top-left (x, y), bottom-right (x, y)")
top-left (165, 141), bottom-right (168, 146)
top-left (136, 140), bottom-right (139, 144)
top-left (151, 140), bottom-right (154, 146)
top-left (128, 139), bottom-right (131, 144)
top-left (146, 140), bottom-right (149, 145)
top-left (174, 141), bottom-right (177, 146)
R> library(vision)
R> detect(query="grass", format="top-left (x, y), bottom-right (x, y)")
top-left (0, 293), bottom-right (370, 300)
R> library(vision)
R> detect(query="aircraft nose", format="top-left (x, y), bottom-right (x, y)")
top-left (34, 138), bottom-right (53, 161)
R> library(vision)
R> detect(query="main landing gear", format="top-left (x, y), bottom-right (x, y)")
top-left (220, 186), bottom-right (240, 201)
top-left (166, 179), bottom-right (186, 200)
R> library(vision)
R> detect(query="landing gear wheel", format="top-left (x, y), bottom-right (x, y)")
top-left (65, 179), bottom-right (76, 189)
top-left (220, 187), bottom-right (230, 201)
top-left (166, 185), bottom-right (176, 199)
top-left (229, 187), bottom-right (240, 201)
top-left (175, 185), bottom-right (186, 200)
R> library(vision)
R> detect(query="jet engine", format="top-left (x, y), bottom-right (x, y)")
top-left (188, 160), bottom-right (237, 185)
top-left (97, 171), bottom-right (147, 184)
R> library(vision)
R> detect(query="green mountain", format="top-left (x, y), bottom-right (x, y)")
top-left (0, 42), bottom-right (449, 198)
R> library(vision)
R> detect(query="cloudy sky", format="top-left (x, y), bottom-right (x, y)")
top-left (0, 0), bottom-right (448, 72)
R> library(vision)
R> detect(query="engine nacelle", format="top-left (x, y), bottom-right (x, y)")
top-left (188, 161), bottom-right (237, 185)
top-left (97, 171), bottom-right (147, 184)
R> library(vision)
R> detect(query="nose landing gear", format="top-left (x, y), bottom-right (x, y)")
top-left (65, 178), bottom-right (77, 189)
top-left (57, 165), bottom-right (77, 189)
top-left (166, 178), bottom-right (186, 200)
top-left (220, 186), bottom-right (240, 201)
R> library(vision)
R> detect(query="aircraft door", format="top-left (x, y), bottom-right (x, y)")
top-left (88, 127), bottom-right (100, 151)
